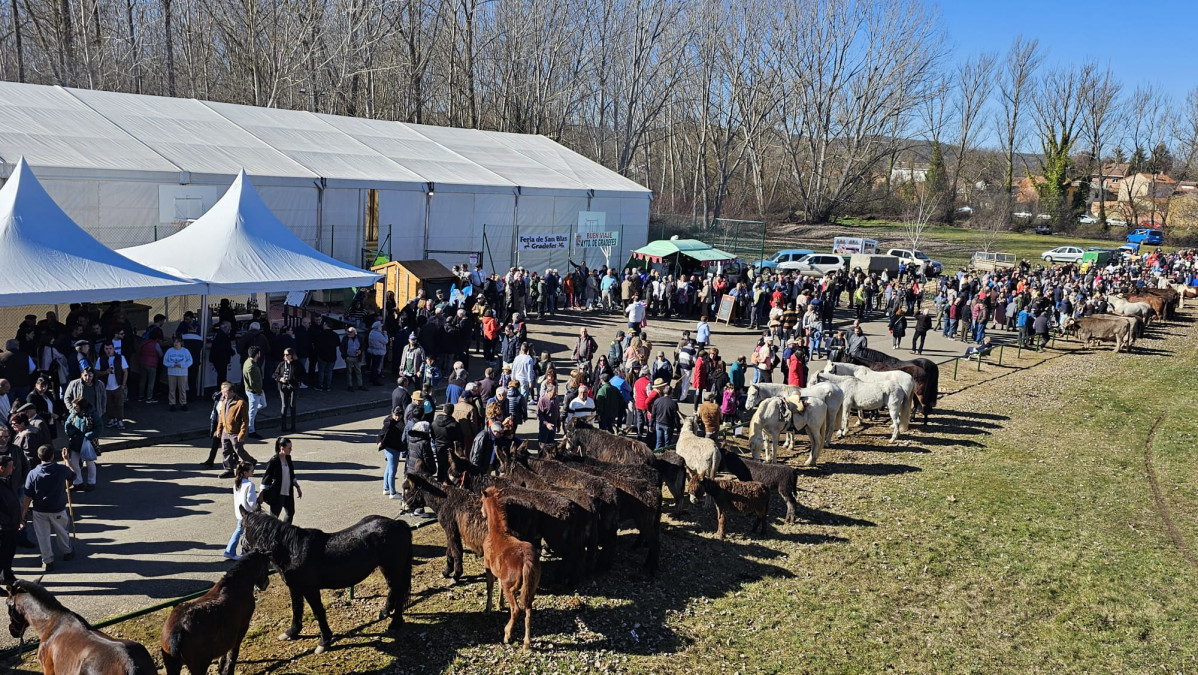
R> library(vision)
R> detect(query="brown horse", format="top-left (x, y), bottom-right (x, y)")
top-left (5, 579), bottom-right (156, 674)
top-left (161, 551), bottom-right (271, 675)
top-left (480, 486), bottom-right (541, 649)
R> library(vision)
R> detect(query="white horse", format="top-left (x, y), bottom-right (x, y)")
top-left (748, 394), bottom-right (828, 465)
top-left (746, 382), bottom-right (843, 446)
top-left (1107, 294), bottom-right (1154, 323)
top-left (823, 361), bottom-right (914, 433)
top-left (815, 371), bottom-right (909, 443)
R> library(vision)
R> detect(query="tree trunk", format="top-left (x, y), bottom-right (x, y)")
top-left (12, 0), bottom-right (25, 82)
top-left (162, 0), bottom-right (175, 96)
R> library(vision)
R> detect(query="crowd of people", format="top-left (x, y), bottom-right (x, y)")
top-left (3, 245), bottom-right (1197, 574)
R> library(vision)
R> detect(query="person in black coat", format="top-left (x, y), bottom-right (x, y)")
top-left (209, 322), bottom-right (235, 388)
top-left (889, 309), bottom-right (908, 349)
top-left (405, 419), bottom-right (437, 480)
top-left (259, 437), bottom-right (302, 523)
top-left (430, 404), bottom-right (461, 484)
top-left (273, 348), bottom-right (306, 433)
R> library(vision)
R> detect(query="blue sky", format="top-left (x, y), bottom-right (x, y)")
top-left (937, 0), bottom-right (1196, 104)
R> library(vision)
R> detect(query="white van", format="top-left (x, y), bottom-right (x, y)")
top-left (832, 237), bottom-right (879, 255)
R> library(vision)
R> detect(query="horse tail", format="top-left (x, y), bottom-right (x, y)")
top-left (519, 554), bottom-right (539, 611)
top-left (898, 386), bottom-right (913, 433)
top-left (161, 630), bottom-right (185, 675)
top-left (923, 364), bottom-right (939, 412)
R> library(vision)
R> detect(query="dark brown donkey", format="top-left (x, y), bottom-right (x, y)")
top-left (161, 551), bottom-right (271, 675)
top-left (4, 578), bottom-right (157, 674)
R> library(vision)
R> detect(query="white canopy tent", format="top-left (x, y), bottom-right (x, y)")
top-left (119, 170), bottom-right (382, 394)
top-left (118, 170), bottom-right (382, 294)
top-left (0, 157), bottom-right (207, 307)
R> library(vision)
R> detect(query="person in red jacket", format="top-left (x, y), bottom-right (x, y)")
top-left (480, 310), bottom-right (499, 362)
top-left (786, 339), bottom-right (806, 388)
top-left (633, 371), bottom-right (652, 443)
top-left (690, 350), bottom-right (710, 412)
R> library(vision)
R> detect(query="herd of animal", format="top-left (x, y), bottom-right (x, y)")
top-left (31, 291), bottom-right (1193, 673)
top-left (1065, 287), bottom-right (1188, 353)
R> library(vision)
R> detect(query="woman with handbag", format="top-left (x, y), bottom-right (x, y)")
top-left (259, 437), bottom-right (302, 523)
top-left (64, 397), bottom-right (100, 492)
top-left (273, 348), bottom-right (306, 433)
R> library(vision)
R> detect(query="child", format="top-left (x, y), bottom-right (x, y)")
top-left (224, 461), bottom-right (257, 561)
top-left (419, 355), bottom-right (441, 389)
top-left (720, 382), bottom-right (738, 422)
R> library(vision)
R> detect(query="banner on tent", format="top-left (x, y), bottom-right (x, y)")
top-left (573, 231), bottom-right (619, 249)
top-left (517, 234), bottom-right (569, 251)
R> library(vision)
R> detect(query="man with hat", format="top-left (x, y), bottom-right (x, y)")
top-left (648, 378), bottom-right (679, 450)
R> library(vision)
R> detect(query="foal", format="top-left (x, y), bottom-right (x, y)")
top-left (161, 551), bottom-right (271, 675)
top-left (480, 486), bottom-right (541, 649)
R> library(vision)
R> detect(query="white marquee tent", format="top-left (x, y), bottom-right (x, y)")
top-left (118, 170), bottom-right (381, 294)
top-left (0, 82), bottom-right (652, 276)
top-left (0, 158), bottom-right (206, 307)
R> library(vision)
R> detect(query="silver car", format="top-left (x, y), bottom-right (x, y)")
top-left (1041, 246), bottom-right (1084, 264)
top-left (778, 253), bottom-right (845, 277)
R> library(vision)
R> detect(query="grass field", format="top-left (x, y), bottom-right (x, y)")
top-left (14, 312), bottom-right (1198, 673)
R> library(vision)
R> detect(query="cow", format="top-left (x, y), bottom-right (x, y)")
top-left (1065, 316), bottom-right (1132, 353)
top-left (1124, 293), bottom-right (1168, 323)
top-left (1091, 313), bottom-right (1141, 345)
top-left (1171, 284), bottom-right (1198, 309)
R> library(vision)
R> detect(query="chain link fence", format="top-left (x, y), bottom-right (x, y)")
top-left (649, 214), bottom-right (768, 263)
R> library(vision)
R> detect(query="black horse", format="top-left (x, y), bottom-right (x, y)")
top-left (240, 508), bottom-right (413, 653)
top-left (850, 346), bottom-right (939, 427)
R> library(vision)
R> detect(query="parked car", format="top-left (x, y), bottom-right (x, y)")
top-left (1107, 218), bottom-right (1128, 228)
top-left (956, 206), bottom-right (975, 215)
top-left (1013, 211), bottom-right (1033, 220)
top-left (1035, 213), bottom-right (1052, 221)
top-left (752, 249), bottom-right (815, 272)
top-left (884, 248), bottom-right (942, 276)
top-left (1126, 228), bottom-right (1163, 246)
top-left (1034, 224), bottom-right (1053, 235)
top-left (1041, 246), bottom-right (1084, 264)
top-left (778, 253), bottom-right (845, 277)
top-left (1077, 215), bottom-right (1097, 224)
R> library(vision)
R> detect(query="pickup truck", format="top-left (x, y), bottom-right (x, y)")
top-left (884, 248), bottom-right (942, 276)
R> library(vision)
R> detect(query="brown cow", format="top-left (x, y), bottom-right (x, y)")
top-left (1125, 293), bottom-right (1167, 322)
top-left (1065, 316), bottom-right (1132, 353)
top-left (1093, 313), bottom-right (1141, 344)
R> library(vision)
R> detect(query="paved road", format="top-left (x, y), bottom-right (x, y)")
top-left (1, 299), bottom-right (996, 649)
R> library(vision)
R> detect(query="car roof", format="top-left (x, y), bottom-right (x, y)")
top-left (778, 249), bottom-right (814, 254)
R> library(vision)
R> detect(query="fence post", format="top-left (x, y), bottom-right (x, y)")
top-left (976, 355), bottom-right (981, 372)
top-left (998, 345), bottom-right (1003, 366)
top-left (953, 358), bottom-right (959, 380)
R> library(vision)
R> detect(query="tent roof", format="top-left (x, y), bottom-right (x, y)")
top-left (0, 158), bottom-right (206, 306)
top-left (0, 82), bottom-right (649, 198)
top-left (118, 171), bottom-right (381, 293)
top-left (632, 239), bottom-right (737, 264)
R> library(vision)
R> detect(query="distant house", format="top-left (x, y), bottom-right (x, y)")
top-left (1094, 163), bottom-right (1130, 194)
top-left (1016, 175), bottom-right (1046, 204)
top-left (890, 165), bottom-right (928, 184)
top-left (1117, 173), bottom-right (1175, 203)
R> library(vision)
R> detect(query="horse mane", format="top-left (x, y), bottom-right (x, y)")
top-left (221, 550), bottom-right (270, 587)
top-left (479, 487), bottom-right (510, 533)
top-left (13, 580), bottom-right (92, 629)
top-left (851, 347), bottom-right (906, 368)
top-left (243, 510), bottom-right (306, 570)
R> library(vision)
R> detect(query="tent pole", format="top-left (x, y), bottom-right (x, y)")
top-left (194, 294), bottom-right (209, 398)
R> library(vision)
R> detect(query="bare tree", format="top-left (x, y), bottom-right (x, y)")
top-left (1078, 63), bottom-right (1122, 229)
top-left (902, 183), bottom-right (938, 253)
top-left (1177, 86), bottom-right (1198, 180)
top-left (995, 36), bottom-right (1043, 209)
top-left (1121, 83), bottom-right (1173, 226)
top-left (1031, 65), bottom-right (1087, 229)
top-left (776, 0), bottom-right (946, 223)
top-left (943, 52), bottom-right (995, 223)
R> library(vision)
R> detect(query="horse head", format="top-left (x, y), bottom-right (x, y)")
top-left (744, 385), bottom-right (761, 411)
top-left (683, 467), bottom-right (706, 503)
top-left (4, 579), bottom-right (44, 639)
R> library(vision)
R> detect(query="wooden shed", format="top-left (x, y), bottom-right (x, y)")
top-left (372, 259), bottom-right (459, 310)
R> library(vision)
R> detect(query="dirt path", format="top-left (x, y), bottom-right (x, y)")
top-left (1142, 413), bottom-right (1198, 568)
